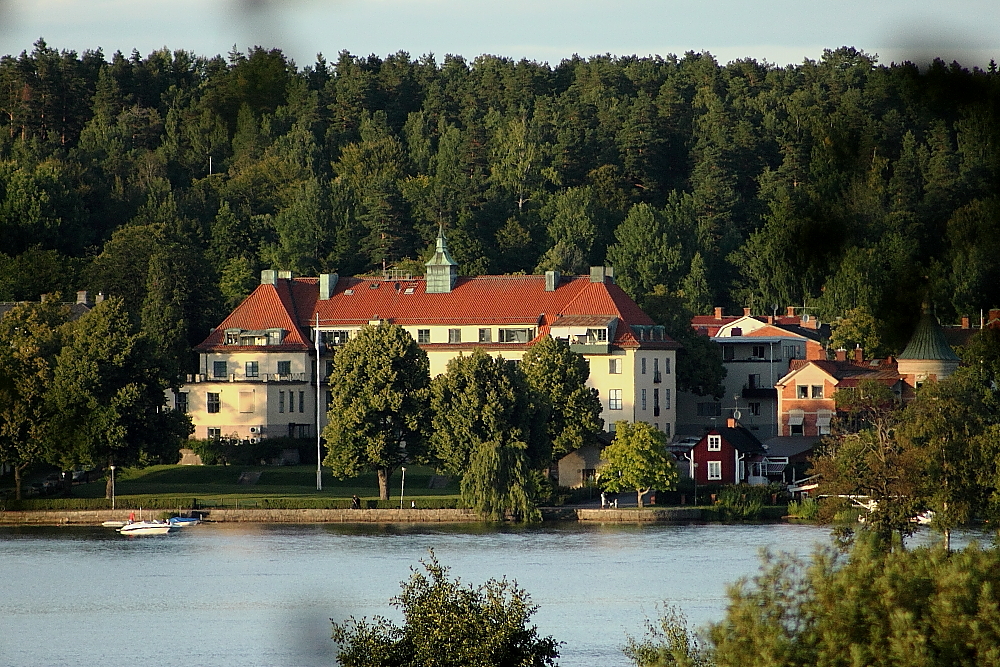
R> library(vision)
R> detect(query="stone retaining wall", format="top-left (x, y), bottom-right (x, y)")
top-left (1, 507), bottom-right (704, 526)
top-left (575, 507), bottom-right (703, 522)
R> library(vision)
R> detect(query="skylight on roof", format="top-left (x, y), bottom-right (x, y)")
top-left (370, 282), bottom-right (380, 289)
top-left (404, 287), bottom-right (415, 294)
top-left (344, 289), bottom-right (354, 295)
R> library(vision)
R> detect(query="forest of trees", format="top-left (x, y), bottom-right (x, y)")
top-left (3, 39), bottom-right (1000, 373)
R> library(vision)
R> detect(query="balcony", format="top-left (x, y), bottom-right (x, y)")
top-left (188, 372), bottom-right (309, 383)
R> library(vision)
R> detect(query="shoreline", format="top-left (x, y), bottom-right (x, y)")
top-left (0, 506), bottom-right (705, 525)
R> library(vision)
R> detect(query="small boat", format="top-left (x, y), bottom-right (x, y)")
top-left (167, 516), bottom-right (200, 527)
top-left (102, 520), bottom-right (127, 528)
top-left (117, 521), bottom-right (177, 536)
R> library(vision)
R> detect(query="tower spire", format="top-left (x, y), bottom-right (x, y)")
top-left (425, 225), bottom-right (458, 293)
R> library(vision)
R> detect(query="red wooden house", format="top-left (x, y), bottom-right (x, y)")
top-left (687, 418), bottom-right (766, 485)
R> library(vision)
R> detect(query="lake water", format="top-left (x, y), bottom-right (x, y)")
top-left (0, 521), bottom-right (966, 667)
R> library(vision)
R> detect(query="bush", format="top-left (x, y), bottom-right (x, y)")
top-left (189, 436), bottom-right (312, 466)
top-left (714, 483), bottom-right (786, 521)
top-left (787, 497), bottom-right (820, 520)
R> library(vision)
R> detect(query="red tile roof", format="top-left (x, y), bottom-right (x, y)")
top-left (783, 359), bottom-right (902, 386)
top-left (196, 275), bottom-right (679, 351)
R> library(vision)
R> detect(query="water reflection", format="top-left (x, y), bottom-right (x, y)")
top-left (0, 522), bottom-right (985, 667)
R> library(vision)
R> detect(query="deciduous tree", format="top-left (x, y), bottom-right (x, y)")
top-left (322, 323), bottom-right (430, 500)
top-left (599, 420), bottom-right (678, 508)
top-left (332, 552), bottom-right (559, 667)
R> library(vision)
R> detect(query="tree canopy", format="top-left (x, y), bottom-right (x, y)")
top-left (2, 43), bottom-right (1000, 380)
top-left (322, 323), bottom-right (431, 499)
top-left (599, 420), bottom-right (679, 508)
top-left (332, 551), bottom-right (560, 667)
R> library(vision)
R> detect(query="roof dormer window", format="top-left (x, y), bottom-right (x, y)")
top-left (224, 329), bottom-right (241, 345)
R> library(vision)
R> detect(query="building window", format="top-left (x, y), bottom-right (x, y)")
top-left (791, 423), bottom-right (804, 435)
top-left (664, 423), bottom-right (671, 438)
top-left (587, 328), bottom-right (608, 343)
top-left (664, 357), bottom-right (670, 374)
top-left (207, 427), bottom-right (222, 439)
top-left (213, 361), bottom-right (227, 379)
top-left (641, 388), bottom-right (647, 411)
top-left (811, 385), bottom-right (824, 398)
top-left (608, 422), bottom-right (616, 433)
top-left (290, 390), bottom-right (297, 413)
top-left (609, 358), bottom-right (622, 374)
top-left (697, 402), bottom-right (722, 417)
top-left (752, 345), bottom-right (765, 358)
top-left (707, 461), bottom-right (722, 480)
top-left (325, 360), bottom-right (334, 377)
top-left (245, 361), bottom-right (259, 378)
top-left (279, 391), bottom-right (285, 413)
top-left (499, 328), bottom-right (532, 343)
top-left (664, 388), bottom-right (671, 410)
top-left (207, 393), bottom-right (221, 414)
top-left (707, 435), bottom-right (722, 451)
top-left (797, 385), bottom-right (808, 399)
top-left (653, 358), bottom-right (662, 383)
top-left (418, 329), bottom-right (430, 344)
top-left (448, 328), bottom-right (462, 343)
top-left (239, 391), bottom-right (255, 413)
top-left (749, 402), bottom-right (761, 416)
top-left (641, 357), bottom-right (647, 374)
top-left (783, 344), bottom-right (802, 359)
top-left (325, 390), bottom-right (333, 410)
top-left (723, 345), bottom-right (734, 361)
top-left (176, 392), bottom-right (188, 413)
top-left (653, 388), bottom-right (660, 417)
top-left (609, 389), bottom-right (623, 411)
top-left (748, 374), bottom-right (761, 389)
top-left (299, 391), bottom-right (306, 413)
top-left (479, 328), bottom-right (492, 343)
top-left (224, 330), bottom-right (240, 345)
top-left (277, 360), bottom-right (291, 376)
top-left (325, 330), bottom-right (350, 346)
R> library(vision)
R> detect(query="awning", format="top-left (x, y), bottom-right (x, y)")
top-left (788, 410), bottom-right (804, 426)
top-left (816, 410), bottom-right (832, 427)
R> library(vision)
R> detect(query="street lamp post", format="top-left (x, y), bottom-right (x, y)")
top-left (315, 313), bottom-right (322, 491)
top-left (110, 465), bottom-right (116, 510)
top-left (400, 467), bottom-right (407, 510)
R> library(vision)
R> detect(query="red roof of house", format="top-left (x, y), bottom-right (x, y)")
top-left (196, 275), bottom-right (679, 352)
top-left (784, 359), bottom-right (902, 387)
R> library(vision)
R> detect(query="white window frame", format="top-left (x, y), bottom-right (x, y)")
top-left (609, 358), bottom-right (622, 374)
top-left (707, 461), bottom-right (722, 480)
top-left (707, 435), bottom-right (722, 451)
top-left (608, 389), bottom-right (623, 411)
top-left (417, 329), bottom-right (430, 344)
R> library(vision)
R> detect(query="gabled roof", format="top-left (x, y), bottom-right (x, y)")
top-left (778, 359), bottom-right (902, 388)
top-left (705, 425), bottom-right (766, 454)
top-left (196, 273), bottom-right (680, 352)
top-left (195, 280), bottom-right (312, 351)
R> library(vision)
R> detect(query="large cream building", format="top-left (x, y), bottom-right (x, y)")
top-left (172, 233), bottom-right (679, 448)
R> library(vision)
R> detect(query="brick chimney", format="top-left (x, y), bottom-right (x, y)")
top-left (786, 306), bottom-right (796, 317)
top-left (854, 346), bottom-right (864, 363)
top-left (990, 309), bottom-right (1000, 323)
top-left (766, 315), bottom-right (774, 324)
top-left (714, 307), bottom-right (723, 319)
top-left (835, 348), bottom-right (847, 361)
top-left (962, 316), bottom-right (970, 330)
top-left (76, 290), bottom-right (89, 305)
top-left (743, 307), bottom-right (751, 316)
top-left (727, 417), bottom-right (737, 428)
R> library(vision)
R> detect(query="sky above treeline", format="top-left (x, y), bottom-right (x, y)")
top-left (1, 0), bottom-right (998, 69)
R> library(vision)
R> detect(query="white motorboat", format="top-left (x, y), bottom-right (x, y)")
top-left (117, 521), bottom-right (177, 536)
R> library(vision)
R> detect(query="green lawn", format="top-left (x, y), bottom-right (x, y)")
top-left (3, 464), bottom-right (461, 510)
